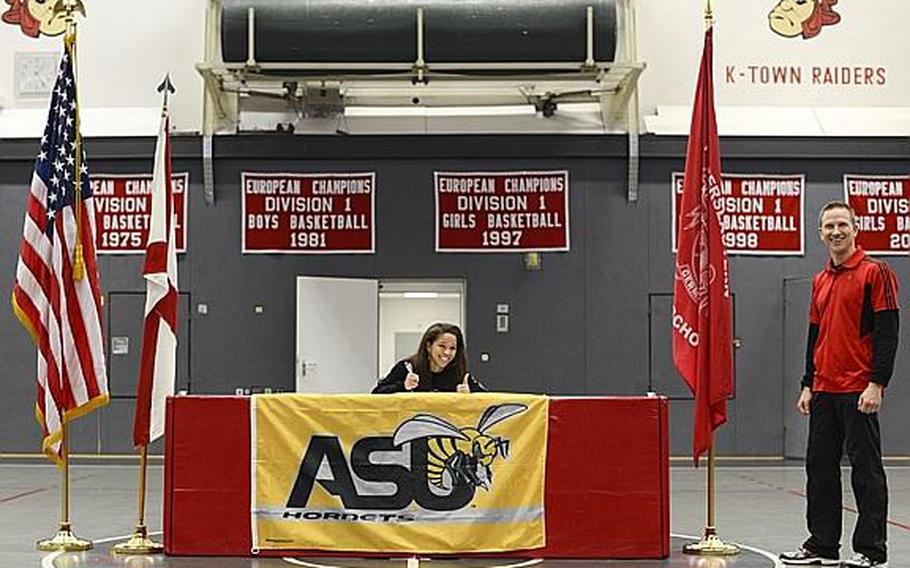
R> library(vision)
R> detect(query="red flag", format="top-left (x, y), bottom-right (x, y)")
top-left (133, 109), bottom-right (178, 447)
top-left (672, 27), bottom-right (733, 464)
top-left (11, 44), bottom-right (109, 463)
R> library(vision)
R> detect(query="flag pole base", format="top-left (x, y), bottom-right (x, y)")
top-left (111, 524), bottom-right (163, 555)
top-left (36, 522), bottom-right (93, 551)
top-left (682, 527), bottom-right (740, 556)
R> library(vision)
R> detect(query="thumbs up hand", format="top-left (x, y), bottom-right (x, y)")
top-left (456, 373), bottom-right (471, 394)
top-left (404, 362), bottom-right (420, 391)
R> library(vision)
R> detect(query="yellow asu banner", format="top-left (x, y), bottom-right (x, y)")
top-left (251, 393), bottom-right (547, 553)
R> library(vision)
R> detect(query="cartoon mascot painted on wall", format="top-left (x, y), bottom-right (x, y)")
top-left (768, 0), bottom-right (841, 39)
top-left (2, 0), bottom-right (82, 37)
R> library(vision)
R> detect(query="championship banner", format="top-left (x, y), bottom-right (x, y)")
top-left (435, 171), bottom-right (569, 252)
top-left (251, 393), bottom-right (548, 553)
top-left (671, 172), bottom-right (804, 255)
top-left (91, 173), bottom-right (188, 254)
top-left (844, 174), bottom-right (910, 255)
top-left (242, 172), bottom-right (375, 254)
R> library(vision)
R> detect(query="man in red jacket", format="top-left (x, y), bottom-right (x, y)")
top-left (781, 202), bottom-right (898, 568)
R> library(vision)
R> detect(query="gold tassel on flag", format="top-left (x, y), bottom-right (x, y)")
top-left (65, 28), bottom-right (85, 281)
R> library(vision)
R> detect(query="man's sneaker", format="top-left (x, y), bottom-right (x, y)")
top-left (843, 553), bottom-right (888, 567)
top-left (779, 547), bottom-right (839, 565)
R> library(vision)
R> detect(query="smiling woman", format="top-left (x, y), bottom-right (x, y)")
top-left (372, 322), bottom-right (486, 393)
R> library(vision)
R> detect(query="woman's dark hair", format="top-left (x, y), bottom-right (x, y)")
top-left (408, 322), bottom-right (467, 379)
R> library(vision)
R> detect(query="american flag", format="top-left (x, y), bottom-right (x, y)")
top-left (11, 46), bottom-right (109, 462)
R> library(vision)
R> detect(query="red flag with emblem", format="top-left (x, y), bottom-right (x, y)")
top-left (672, 27), bottom-right (733, 464)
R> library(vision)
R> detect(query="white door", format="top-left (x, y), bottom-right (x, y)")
top-left (377, 280), bottom-right (465, 378)
top-left (296, 276), bottom-right (378, 393)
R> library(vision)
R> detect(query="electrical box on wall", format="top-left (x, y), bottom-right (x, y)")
top-left (496, 303), bottom-right (510, 333)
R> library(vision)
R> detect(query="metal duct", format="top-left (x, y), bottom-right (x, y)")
top-left (221, 0), bottom-right (616, 65)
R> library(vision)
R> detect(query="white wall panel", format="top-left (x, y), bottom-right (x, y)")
top-left (0, 0), bottom-right (907, 136)
top-left (0, 0), bottom-right (205, 134)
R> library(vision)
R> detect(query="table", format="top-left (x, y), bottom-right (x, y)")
top-left (163, 395), bottom-right (669, 558)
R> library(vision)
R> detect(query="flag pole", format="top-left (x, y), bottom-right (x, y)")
top-left (36, 1), bottom-right (92, 552)
top-left (112, 444), bottom-right (162, 553)
top-left (112, 74), bottom-right (174, 556)
top-left (37, 423), bottom-right (92, 551)
top-left (680, 1), bottom-right (739, 557)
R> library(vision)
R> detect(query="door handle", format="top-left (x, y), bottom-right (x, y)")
top-left (298, 359), bottom-right (317, 377)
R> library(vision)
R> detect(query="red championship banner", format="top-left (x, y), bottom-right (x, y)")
top-left (435, 171), bottom-right (569, 252)
top-left (672, 173), bottom-right (804, 255)
top-left (91, 173), bottom-right (188, 254)
top-left (844, 174), bottom-right (910, 255)
top-left (242, 172), bottom-right (375, 254)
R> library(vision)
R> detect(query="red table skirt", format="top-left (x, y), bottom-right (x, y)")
top-left (164, 395), bottom-right (669, 558)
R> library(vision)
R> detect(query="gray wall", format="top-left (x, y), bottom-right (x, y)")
top-left (1, 135), bottom-right (908, 456)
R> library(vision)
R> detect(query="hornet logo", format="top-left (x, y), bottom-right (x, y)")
top-left (393, 403), bottom-right (528, 491)
top-left (284, 403), bottom-right (529, 519)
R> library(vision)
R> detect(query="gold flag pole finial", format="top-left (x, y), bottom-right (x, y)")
top-left (705, 0), bottom-right (713, 29)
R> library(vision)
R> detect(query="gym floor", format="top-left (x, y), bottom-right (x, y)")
top-left (0, 462), bottom-right (906, 567)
